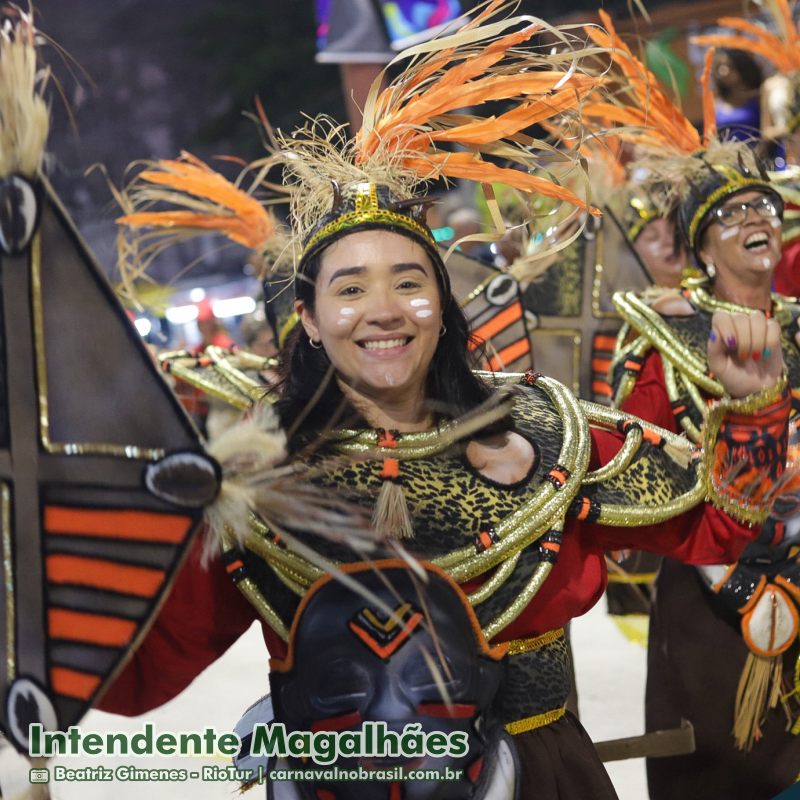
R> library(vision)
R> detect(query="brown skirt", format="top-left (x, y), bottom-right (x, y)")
top-left (515, 712), bottom-right (619, 799)
top-left (646, 559), bottom-right (800, 800)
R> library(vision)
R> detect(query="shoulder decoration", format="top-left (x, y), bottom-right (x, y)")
top-left (174, 363), bottom-right (704, 643)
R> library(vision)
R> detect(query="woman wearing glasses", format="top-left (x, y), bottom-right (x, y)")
top-left (586, 18), bottom-right (800, 793)
top-left (611, 158), bottom-right (800, 799)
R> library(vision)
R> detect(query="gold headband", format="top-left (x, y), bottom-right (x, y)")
top-left (688, 168), bottom-right (769, 248)
top-left (301, 183), bottom-right (436, 258)
top-left (626, 197), bottom-right (659, 242)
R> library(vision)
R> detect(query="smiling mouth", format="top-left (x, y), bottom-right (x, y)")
top-left (744, 232), bottom-right (770, 252)
top-left (358, 337), bottom-right (412, 350)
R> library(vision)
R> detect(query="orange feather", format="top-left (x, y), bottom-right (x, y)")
top-left (118, 211), bottom-right (269, 251)
top-left (403, 152), bottom-right (600, 215)
top-left (583, 10), bottom-right (703, 155)
top-left (701, 48), bottom-right (717, 146)
top-left (116, 154), bottom-right (275, 252)
top-left (692, 32), bottom-right (798, 73)
top-left (422, 81), bottom-right (601, 145)
top-left (691, 5), bottom-right (800, 73)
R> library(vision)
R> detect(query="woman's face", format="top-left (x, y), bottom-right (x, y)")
top-left (299, 229), bottom-right (443, 405)
top-left (633, 217), bottom-right (686, 288)
top-left (698, 190), bottom-right (783, 287)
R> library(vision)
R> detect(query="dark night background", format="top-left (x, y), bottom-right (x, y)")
top-left (33, 0), bottom-right (685, 284)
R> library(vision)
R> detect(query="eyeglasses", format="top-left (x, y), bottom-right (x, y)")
top-left (712, 195), bottom-right (783, 228)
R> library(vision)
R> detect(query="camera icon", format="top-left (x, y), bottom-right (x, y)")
top-left (29, 768), bottom-right (49, 783)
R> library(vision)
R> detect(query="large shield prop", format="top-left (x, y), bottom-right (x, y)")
top-left (0, 175), bottom-right (215, 752)
top-left (446, 249), bottom-right (533, 373)
top-left (523, 212), bottom-right (651, 400)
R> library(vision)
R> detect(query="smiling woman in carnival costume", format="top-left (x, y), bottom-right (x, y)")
top-left (586, 10), bottom-right (800, 798)
top-left (99, 4), bottom-right (795, 799)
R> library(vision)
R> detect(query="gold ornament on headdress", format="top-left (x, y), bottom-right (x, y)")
top-left (302, 182), bottom-right (436, 256)
top-left (625, 195), bottom-right (660, 242)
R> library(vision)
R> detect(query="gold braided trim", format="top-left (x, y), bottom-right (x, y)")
top-left (582, 420), bottom-right (642, 484)
top-left (688, 284), bottom-right (793, 328)
top-left (680, 370), bottom-right (709, 438)
top-left (688, 175), bottom-right (772, 249)
top-left (505, 706), bottom-right (566, 735)
top-left (663, 359), bottom-right (703, 444)
top-left (610, 335), bottom-right (651, 408)
top-left (579, 399), bottom-right (705, 527)
top-left (505, 627), bottom-right (564, 655)
top-left (304, 208), bottom-right (435, 253)
top-left (219, 528), bottom-right (291, 641)
top-left (278, 311), bottom-right (300, 349)
top-left (466, 550), bottom-right (519, 606)
top-left (484, 558), bottom-right (555, 641)
top-left (607, 571), bottom-right (658, 584)
top-left (612, 290), bottom-right (723, 397)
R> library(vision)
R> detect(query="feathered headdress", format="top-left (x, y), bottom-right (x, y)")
top-left (692, 0), bottom-right (800, 76)
top-left (115, 0), bottom-right (608, 328)
top-left (271, 0), bottom-right (607, 287)
top-left (691, 0), bottom-right (800, 132)
top-left (114, 152), bottom-right (291, 308)
top-left (582, 10), bottom-right (777, 263)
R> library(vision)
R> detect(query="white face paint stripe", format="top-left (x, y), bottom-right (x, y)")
top-left (337, 306), bottom-right (355, 325)
top-left (415, 309), bottom-right (434, 318)
top-left (409, 298), bottom-right (431, 307)
top-left (769, 217), bottom-right (782, 227)
top-left (719, 226), bottom-right (740, 240)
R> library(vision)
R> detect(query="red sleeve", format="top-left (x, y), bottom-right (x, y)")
top-left (579, 427), bottom-right (758, 564)
top-left (774, 235), bottom-right (800, 297)
top-left (583, 349), bottom-right (760, 562)
top-left (96, 535), bottom-right (256, 715)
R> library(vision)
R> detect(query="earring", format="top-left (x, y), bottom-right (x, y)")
top-left (705, 262), bottom-right (716, 278)
top-left (439, 324), bottom-right (447, 338)
top-left (309, 337), bottom-right (322, 349)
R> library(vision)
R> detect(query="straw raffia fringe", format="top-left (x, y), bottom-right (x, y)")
top-left (733, 652), bottom-right (784, 751)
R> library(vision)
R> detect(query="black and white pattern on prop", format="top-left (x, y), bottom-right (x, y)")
top-left (446, 249), bottom-right (533, 373)
top-left (0, 176), bottom-right (40, 256)
top-left (0, 175), bottom-right (213, 753)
